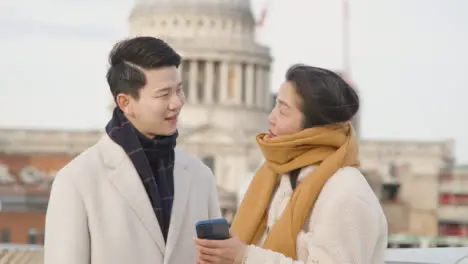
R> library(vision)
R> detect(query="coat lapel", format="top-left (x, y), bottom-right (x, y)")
top-left (98, 135), bottom-right (166, 253)
top-left (164, 149), bottom-right (193, 262)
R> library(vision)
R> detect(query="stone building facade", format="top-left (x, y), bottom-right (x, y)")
top-left (127, 0), bottom-right (272, 220)
top-left (438, 165), bottom-right (468, 240)
top-left (1, 129), bottom-right (465, 250)
top-left (359, 140), bottom-right (468, 247)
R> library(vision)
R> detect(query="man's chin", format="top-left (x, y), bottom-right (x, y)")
top-left (155, 127), bottom-right (178, 137)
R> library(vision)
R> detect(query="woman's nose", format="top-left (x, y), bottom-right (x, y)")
top-left (268, 111), bottom-right (275, 126)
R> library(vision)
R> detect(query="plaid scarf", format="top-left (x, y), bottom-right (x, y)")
top-left (105, 107), bottom-right (177, 242)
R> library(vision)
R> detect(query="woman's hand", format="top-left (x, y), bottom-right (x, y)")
top-left (195, 234), bottom-right (246, 264)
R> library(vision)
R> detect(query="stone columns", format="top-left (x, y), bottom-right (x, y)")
top-left (234, 63), bottom-right (243, 104)
top-left (204, 61), bottom-right (214, 104)
top-left (178, 62), bottom-right (183, 76)
top-left (245, 64), bottom-right (255, 107)
top-left (255, 66), bottom-right (264, 109)
top-left (219, 61), bottom-right (229, 102)
top-left (185, 59), bottom-right (269, 108)
top-left (178, 61), bottom-right (184, 97)
top-left (189, 60), bottom-right (198, 103)
top-left (263, 67), bottom-right (271, 110)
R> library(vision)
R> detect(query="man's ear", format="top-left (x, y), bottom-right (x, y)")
top-left (116, 94), bottom-right (133, 117)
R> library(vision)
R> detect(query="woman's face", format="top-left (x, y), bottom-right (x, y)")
top-left (267, 81), bottom-right (304, 138)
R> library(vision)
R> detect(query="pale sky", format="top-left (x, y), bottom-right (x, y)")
top-left (0, 0), bottom-right (466, 162)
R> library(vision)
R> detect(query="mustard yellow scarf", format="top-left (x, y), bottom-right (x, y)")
top-left (230, 123), bottom-right (359, 259)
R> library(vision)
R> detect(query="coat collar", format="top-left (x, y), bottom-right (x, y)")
top-left (96, 135), bottom-right (193, 257)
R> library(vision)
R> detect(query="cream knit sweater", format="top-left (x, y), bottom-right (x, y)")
top-left (241, 166), bottom-right (388, 264)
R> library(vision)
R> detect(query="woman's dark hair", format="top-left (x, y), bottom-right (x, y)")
top-left (285, 64), bottom-right (359, 129)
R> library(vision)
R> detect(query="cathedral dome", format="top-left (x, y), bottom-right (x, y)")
top-left (130, 0), bottom-right (253, 23)
top-left (129, 0), bottom-right (257, 46)
top-left (134, 0), bottom-right (251, 11)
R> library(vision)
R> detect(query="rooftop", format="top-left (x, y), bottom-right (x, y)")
top-left (0, 128), bottom-right (454, 156)
top-left (1, 244), bottom-right (468, 264)
top-left (0, 244), bottom-right (43, 264)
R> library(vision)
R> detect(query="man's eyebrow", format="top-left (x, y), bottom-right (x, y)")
top-left (153, 82), bottom-right (182, 93)
top-left (154, 87), bottom-right (171, 94)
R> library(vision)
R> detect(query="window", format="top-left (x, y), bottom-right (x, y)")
top-left (439, 222), bottom-right (464, 236)
top-left (457, 194), bottom-right (468, 205)
top-left (439, 193), bottom-right (468, 205)
top-left (381, 183), bottom-right (400, 202)
top-left (202, 156), bottom-right (215, 173)
top-left (0, 164), bottom-right (14, 183)
top-left (388, 162), bottom-right (398, 177)
top-left (439, 193), bottom-right (453, 205)
top-left (439, 173), bottom-right (453, 182)
top-left (1, 228), bottom-right (10, 243)
top-left (28, 228), bottom-right (37, 244)
top-left (19, 166), bottom-right (44, 184)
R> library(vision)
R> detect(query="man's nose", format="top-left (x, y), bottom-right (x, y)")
top-left (169, 93), bottom-right (184, 110)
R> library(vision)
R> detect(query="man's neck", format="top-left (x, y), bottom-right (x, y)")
top-left (124, 113), bottom-right (154, 139)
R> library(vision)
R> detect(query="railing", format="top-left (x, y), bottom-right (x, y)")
top-left (438, 205), bottom-right (468, 223)
top-left (385, 247), bottom-right (468, 263)
top-left (0, 244), bottom-right (43, 264)
top-left (440, 182), bottom-right (468, 194)
top-left (1, 244), bottom-right (468, 264)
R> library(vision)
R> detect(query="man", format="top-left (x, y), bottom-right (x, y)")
top-left (44, 36), bottom-right (221, 264)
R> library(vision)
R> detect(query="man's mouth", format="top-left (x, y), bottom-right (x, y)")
top-left (165, 115), bottom-right (178, 121)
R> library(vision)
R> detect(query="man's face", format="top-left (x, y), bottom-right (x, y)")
top-left (118, 66), bottom-right (185, 137)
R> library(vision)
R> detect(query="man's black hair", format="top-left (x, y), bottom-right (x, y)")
top-left (106, 36), bottom-right (181, 101)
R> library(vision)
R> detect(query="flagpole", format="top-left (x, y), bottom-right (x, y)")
top-left (342, 0), bottom-right (350, 77)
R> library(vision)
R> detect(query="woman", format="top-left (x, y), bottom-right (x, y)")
top-left (195, 65), bottom-right (388, 264)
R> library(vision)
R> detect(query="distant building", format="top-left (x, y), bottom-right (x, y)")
top-left (0, 129), bottom-right (100, 245)
top-left (438, 165), bottom-right (468, 240)
top-left (238, 139), bottom-right (464, 248)
top-left (359, 139), bottom-right (468, 248)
